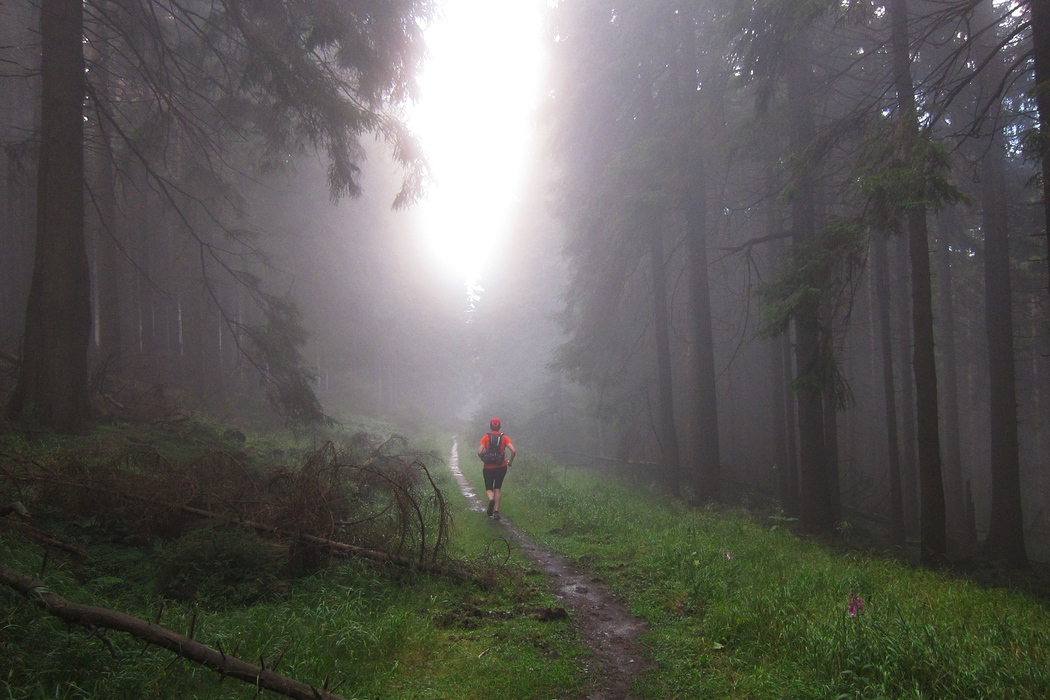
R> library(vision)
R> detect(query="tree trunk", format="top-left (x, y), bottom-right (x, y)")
top-left (979, 148), bottom-right (1029, 568)
top-left (873, 231), bottom-right (907, 549)
top-left (768, 203), bottom-right (799, 516)
top-left (893, 235), bottom-right (920, 536)
top-left (684, 168), bottom-right (721, 502)
top-left (888, 0), bottom-right (946, 565)
top-left (785, 29), bottom-right (834, 535)
top-left (646, 207), bottom-right (682, 495)
top-left (907, 207), bottom-right (947, 565)
top-left (822, 320), bottom-right (841, 522)
top-left (91, 127), bottom-right (123, 359)
top-left (1027, 0), bottom-right (1050, 293)
top-left (934, 216), bottom-right (965, 544)
top-left (7, 0), bottom-right (91, 431)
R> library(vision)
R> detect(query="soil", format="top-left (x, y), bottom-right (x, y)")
top-left (449, 441), bottom-right (649, 700)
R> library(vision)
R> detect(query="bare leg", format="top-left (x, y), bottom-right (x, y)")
top-left (493, 489), bottom-right (502, 512)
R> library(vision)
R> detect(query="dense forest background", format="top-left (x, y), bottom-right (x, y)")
top-left (2, 0), bottom-right (1048, 568)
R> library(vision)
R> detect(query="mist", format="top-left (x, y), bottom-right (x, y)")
top-left (2, 0), bottom-right (1049, 568)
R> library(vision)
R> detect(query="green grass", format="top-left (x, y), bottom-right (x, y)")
top-left (0, 433), bottom-right (585, 700)
top-left (9, 431), bottom-right (1050, 699)
top-left (496, 453), bottom-right (1050, 700)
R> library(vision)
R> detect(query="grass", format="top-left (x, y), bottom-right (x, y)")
top-left (494, 452), bottom-right (1050, 700)
top-left (0, 431), bottom-right (585, 700)
top-left (8, 428), bottom-right (1050, 699)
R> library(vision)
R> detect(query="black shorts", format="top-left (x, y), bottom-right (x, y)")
top-left (483, 466), bottom-right (508, 491)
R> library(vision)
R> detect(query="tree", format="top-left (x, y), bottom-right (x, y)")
top-left (1025, 0), bottom-right (1050, 292)
top-left (7, 0), bottom-right (91, 431)
top-left (978, 145), bottom-right (1028, 567)
top-left (6, 0), bottom-right (432, 430)
top-left (886, 0), bottom-right (947, 565)
top-left (872, 229), bottom-right (907, 549)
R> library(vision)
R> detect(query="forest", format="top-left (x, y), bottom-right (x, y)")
top-left (1, 0), bottom-right (1050, 696)
top-left (1, 0), bottom-right (1048, 563)
top-left (529, 0), bottom-right (1049, 568)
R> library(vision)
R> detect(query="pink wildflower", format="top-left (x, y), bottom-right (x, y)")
top-left (723, 549), bottom-right (732, 561)
top-left (848, 591), bottom-right (866, 617)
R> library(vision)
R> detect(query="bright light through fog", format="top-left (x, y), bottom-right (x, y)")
top-left (409, 0), bottom-right (548, 294)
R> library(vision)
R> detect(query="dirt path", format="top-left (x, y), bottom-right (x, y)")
top-left (449, 440), bottom-right (649, 700)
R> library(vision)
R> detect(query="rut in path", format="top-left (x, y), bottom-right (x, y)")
top-left (448, 440), bottom-right (649, 700)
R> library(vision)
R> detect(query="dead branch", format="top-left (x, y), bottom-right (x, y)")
top-left (1, 502), bottom-right (30, 519)
top-left (6, 443), bottom-right (464, 580)
top-left (0, 564), bottom-right (345, 700)
top-left (2, 502), bottom-right (86, 557)
top-left (718, 230), bottom-right (794, 256)
top-left (171, 502), bottom-right (472, 582)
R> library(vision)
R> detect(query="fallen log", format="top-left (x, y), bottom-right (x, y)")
top-left (0, 564), bottom-right (345, 700)
top-left (1, 502), bottom-right (30, 519)
top-left (10, 474), bottom-right (471, 581)
top-left (176, 503), bottom-right (473, 582)
top-left (2, 502), bottom-right (88, 558)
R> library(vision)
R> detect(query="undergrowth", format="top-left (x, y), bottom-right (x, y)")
top-left (501, 454), bottom-right (1050, 700)
top-left (0, 426), bottom-right (583, 700)
top-left (16, 423), bottom-right (1047, 700)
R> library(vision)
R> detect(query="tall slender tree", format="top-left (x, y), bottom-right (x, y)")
top-left (886, 0), bottom-right (947, 565)
top-left (7, 0), bottom-right (91, 430)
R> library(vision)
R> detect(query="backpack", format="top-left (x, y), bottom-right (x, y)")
top-left (480, 432), bottom-right (505, 465)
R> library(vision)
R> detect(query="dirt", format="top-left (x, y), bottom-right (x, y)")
top-left (449, 441), bottom-right (649, 700)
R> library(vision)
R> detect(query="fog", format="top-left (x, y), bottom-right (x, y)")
top-left (1, 0), bottom-right (1049, 565)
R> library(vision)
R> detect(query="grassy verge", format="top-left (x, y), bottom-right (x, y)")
top-left (497, 453), bottom-right (1050, 699)
top-left (0, 430), bottom-right (585, 700)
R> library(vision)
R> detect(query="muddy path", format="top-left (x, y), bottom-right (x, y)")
top-left (448, 440), bottom-right (649, 700)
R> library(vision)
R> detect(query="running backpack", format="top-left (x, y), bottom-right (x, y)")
top-left (480, 432), bottom-right (505, 465)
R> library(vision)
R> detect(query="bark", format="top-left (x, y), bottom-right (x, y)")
top-left (684, 169), bottom-right (722, 502)
top-left (91, 129), bottom-right (123, 358)
top-left (888, 0), bottom-right (946, 565)
top-left (0, 564), bottom-right (346, 700)
top-left (785, 29), bottom-right (834, 535)
top-left (6, 0), bottom-right (92, 431)
top-left (907, 209), bottom-right (947, 565)
top-left (768, 205), bottom-right (799, 516)
top-left (822, 384), bottom-right (841, 521)
top-left (772, 331), bottom-right (799, 517)
top-left (873, 232), bottom-right (907, 549)
top-left (893, 235), bottom-right (920, 536)
top-left (933, 217), bottom-right (965, 542)
top-left (673, 6), bottom-right (722, 503)
top-left (1028, 0), bottom-right (1050, 292)
top-left (0, 0), bottom-right (36, 338)
top-left (646, 207), bottom-right (683, 495)
top-left (87, 15), bottom-right (122, 360)
top-left (979, 150), bottom-right (1029, 568)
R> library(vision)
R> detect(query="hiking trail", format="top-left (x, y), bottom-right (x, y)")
top-left (448, 440), bottom-right (649, 700)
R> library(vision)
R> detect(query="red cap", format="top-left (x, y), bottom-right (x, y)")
top-left (490, 418), bottom-right (501, 431)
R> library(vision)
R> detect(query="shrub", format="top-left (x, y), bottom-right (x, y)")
top-left (156, 525), bottom-right (278, 606)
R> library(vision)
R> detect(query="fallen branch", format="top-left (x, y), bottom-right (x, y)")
top-left (1, 502), bottom-right (30, 519)
top-left (9, 523), bottom-right (89, 559)
top-left (175, 502), bottom-right (472, 582)
top-left (0, 564), bottom-right (345, 700)
top-left (1, 502), bottom-right (88, 558)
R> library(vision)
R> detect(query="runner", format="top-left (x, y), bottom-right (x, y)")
top-left (477, 417), bottom-right (515, 520)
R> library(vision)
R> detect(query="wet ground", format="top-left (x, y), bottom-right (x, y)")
top-left (448, 440), bottom-right (649, 700)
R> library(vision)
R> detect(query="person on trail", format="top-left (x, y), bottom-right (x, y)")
top-left (478, 417), bottom-right (515, 520)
